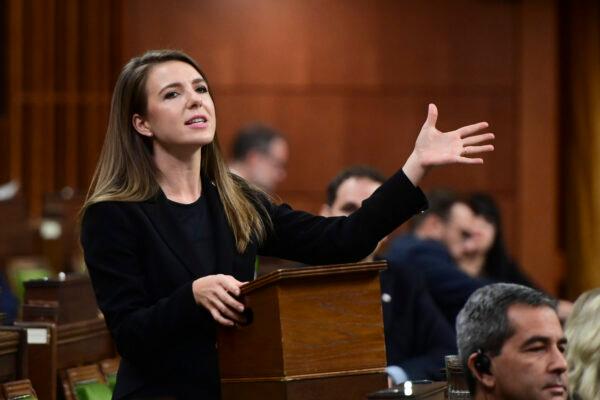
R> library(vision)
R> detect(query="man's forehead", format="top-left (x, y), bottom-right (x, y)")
top-left (336, 177), bottom-right (381, 201)
top-left (506, 303), bottom-right (564, 343)
top-left (448, 202), bottom-right (474, 221)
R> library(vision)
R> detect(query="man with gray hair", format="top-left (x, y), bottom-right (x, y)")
top-left (456, 283), bottom-right (568, 400)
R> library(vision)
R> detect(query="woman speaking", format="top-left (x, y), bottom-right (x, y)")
top-left (80, 49), bottom-right (494, 399)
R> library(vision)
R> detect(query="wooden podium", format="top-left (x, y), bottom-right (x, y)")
top-left (218, 261), bottom-right (389, 400)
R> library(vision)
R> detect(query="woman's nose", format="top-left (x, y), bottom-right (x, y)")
top-left (187, 89), bottom-right (203, 108)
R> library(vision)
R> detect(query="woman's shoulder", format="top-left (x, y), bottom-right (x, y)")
top-left (84, 199), bottom-right (142, 214)
top-left (81, 199), bottom-right (148, 227)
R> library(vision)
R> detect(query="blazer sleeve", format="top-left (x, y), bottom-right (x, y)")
top-left (259, 169), bottom-right (427, 265)
top-left (81, 201), bottom-right (213, 362)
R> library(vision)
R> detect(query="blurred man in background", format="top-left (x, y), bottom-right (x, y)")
top-left (229, 123), bottom-right (289, 194)
top-left (385, 190), bottom-right (489, 326)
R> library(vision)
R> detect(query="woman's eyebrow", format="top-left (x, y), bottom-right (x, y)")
top-left (159, 82), bottom-right (184, 94)
top-left (159, 78), bottom-right (206, 94)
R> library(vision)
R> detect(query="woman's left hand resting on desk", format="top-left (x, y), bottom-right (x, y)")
top-left (402, 103), bottom-right (494, 186)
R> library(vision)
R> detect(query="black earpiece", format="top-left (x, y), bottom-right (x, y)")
top-left (474, 348), bottom-right (491, 374)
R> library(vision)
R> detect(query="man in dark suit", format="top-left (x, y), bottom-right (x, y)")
top-left (320, 166), bottom-right (456, 382)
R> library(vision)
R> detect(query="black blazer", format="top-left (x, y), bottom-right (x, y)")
top-left (379, 257), bottom-right (456, 380)
top-left (81, 170), bottom-right (427, 399)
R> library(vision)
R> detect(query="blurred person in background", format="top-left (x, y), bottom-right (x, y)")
top-left (228, 123), bottom-right (289, 194)
top-left (459, 193), bottom-right (572, 320)
top-left (385, 190), bottom-right (490, 326)
top-left (458, 193), bottom-right (535, 286)
top-left (564, 288), bottom-right (600, 400)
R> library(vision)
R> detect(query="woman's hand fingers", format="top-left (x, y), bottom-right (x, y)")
top-left (192, 274), bottom-right (247, 327)
top-left (409, 105), bottom-right (495, 168)
top-left (453, 121), bottom-right (489, 138)
top-left (462, 133), bottom-right (495, 146)
top-left (212, 290), bottom-right (246, 324)
top-left (462, 144), bottom-right (495, 156)
top-left (422, 103), bottom-right (439, 129)
top-left (219, 275), bottom-right (244, 298)
top-left (216, 286), bottom-right (245, 314)
top-left (207, 307), bottom-right (235, 327)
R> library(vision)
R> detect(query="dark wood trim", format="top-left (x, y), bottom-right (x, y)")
top-left (241, 261), bottom-right (387, 294)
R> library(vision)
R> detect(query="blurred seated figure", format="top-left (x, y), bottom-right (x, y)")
top-left (0, 272), bottom-right (18, 325)
top-left (458, 193), bottom-right (535, 286)
top-left (228, 123), bottom-right (288, 194)
top-left (321, 166), bottom-right (456, 382)
top-left (564, 288), bottom-right (600, 400)
top-left (384, 190), bottom-right (490, 326)
top-left (460, 192), bottom-right (573, 320)
top-left (457, 283), bottom-right (568, 400)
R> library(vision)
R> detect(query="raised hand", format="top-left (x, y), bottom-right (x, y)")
top-left (402, 104), bottom-right (494, 185)
top-left (192, 274), bottom-right (246, 327)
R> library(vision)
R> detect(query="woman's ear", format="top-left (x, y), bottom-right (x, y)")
top-left (132, 113), bottom-right (153, 137)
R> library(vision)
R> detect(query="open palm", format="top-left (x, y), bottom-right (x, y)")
top-left (414, 104), bottom-right (494, 167)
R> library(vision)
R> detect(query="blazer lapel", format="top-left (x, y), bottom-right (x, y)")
top-left (140, 191), bottom-right (205, 278)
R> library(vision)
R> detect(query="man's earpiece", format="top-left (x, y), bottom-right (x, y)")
top-left (474, 349), bottom-right (491, 374)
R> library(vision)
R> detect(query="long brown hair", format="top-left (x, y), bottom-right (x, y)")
top-left (82, 50), bottom-right (269, 252)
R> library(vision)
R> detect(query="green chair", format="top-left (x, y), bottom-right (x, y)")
top-left (64, 364), bottom-right (113, 400)
top-left (74, 382), bottom-right (112, 400)
top-left (6, 257), bottom-right (52, 303)
top-left (105, 374), bottom-right (116, 391)
top-left (99, 357), bottom-right (119, 391)
top-left (2, 378), bottom-right (39, 400)
top-left (14, 268), bottom-right (51, 301)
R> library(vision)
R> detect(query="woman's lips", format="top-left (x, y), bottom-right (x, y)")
top-left (185, 115), bottom-right (209, 128)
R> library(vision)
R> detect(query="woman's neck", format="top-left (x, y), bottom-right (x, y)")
top-left (154, 145), bottom-right (203, 204)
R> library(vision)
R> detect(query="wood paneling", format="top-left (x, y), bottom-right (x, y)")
top-left (2, 0), bottom-right (563, 292)
top-left (517, 1), bottom-right (562, 293)
top-left (4, 0), bottom-right (118, 218)
top-left (119, 0), bottom-right (561, 291)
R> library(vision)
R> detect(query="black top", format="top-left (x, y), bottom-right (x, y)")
top-left (167, 196), bottom-right (216, 276)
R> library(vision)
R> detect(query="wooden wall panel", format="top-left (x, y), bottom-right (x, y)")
top-left (517, 1), bottom-right (562, 293)
top-left (0, 1), bottom-right (7, 163)
top-left (4, 0), bottom-right (118, 218)
top-left (1, 1), bottom-right (562, 292)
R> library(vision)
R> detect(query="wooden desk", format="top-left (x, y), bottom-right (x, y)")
top-left (16, 318), bottom-right (115, 400)
top-left (17, 274), bottom-right (116, 400)
top-left (0, 329), bottom-right (26, 382)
